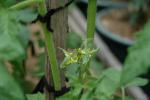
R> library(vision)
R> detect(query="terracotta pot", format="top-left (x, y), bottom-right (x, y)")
top-left (96, 7), bottom-right (135, 46)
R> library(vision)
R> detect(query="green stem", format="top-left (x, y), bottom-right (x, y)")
top-left (42, 25), bottom-right (61, 91)
top-left (121, 87), bottom-right (125, 100)
top-left (87, 0), bottom-right (97, 41)
top-left (9, 0), bottom-right (42, 10)
top-left (38, 1), bottom-right (61, 91)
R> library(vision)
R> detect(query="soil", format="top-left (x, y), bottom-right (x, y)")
top-left (101, 9), bottom-right (142, 40)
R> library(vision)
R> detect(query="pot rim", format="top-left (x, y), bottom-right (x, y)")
top-left (96, 7), bottom-right (135, 45)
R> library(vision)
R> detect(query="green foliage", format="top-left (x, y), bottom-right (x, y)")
top-left (58, 66), bottom-right (122, 100)
top-left (0, 8), bottom-right (36, 61)
top-left (121, 21), bottom-right (150, 86)
top-left (0, 63), bottom-right (26, 100)
top-left (90, 58), bottom-right (104, 76)
top-left (0, 0), bottom-right (17, 7)
top-left (27, 93), bottom-right (45, 100)
top-left (95, 68), bottom-right (121, 100)
top-left (16, 8), bottom-right (37, 23)
top-left (0, 9), bottom-right (24, 60)
top-left (113, 96), bottom-right (132, 100)
top-left (0, 7), bottom-right (37, 93)
top-left (125, 78), bottom-right (148, 87)
top-left (0, 2), bottom-right (37, 99)
top-left (0, 0), bottom-right (25, 8)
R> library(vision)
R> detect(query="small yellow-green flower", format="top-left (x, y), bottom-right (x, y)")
top-left (61, 48), bottom-right (99, 68)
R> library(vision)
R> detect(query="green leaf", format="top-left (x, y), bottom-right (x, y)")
top-left (56, 92), bottom-right (77, 100)
top-left (0, 0), bottom-right (17, 7)
top-left (125, 78), bottom-right (148, 87)
top-left (65, 73), bottom-right (83, 97)
top-left (16, 8), bottom-right (37, 23)
top-left (72, 85), bottom-right (83, 97)
top-left (0, 9), bottom-right (25, 60)
top-left (102, 68), bottom-right (121, 83)
top-left (0, 63), bottom-right (26, 100)
top-left (95, 68), bottom-right (121, 98)
top-left (121, 21), bottom-right (150, 86)
top-left (90, 58), bottom-right (104, 76)
top-left (80, 91), bottom-right (93, 100)
top-left (18, 24), bottom-right (30, 47)
top-left (27, 93), bottom-right (45, 100)
top-left (113, 96), bottom-right (132, 100)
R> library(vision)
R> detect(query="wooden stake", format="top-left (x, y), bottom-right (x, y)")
top-left (45, 0), bottom-right (68, 99)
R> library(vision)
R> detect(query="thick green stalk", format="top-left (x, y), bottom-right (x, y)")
top-left (42, 25), bottom-right (61, 91)
top-left (87, 0), bottom-right (97, 41)
top-left (85, 0), bottom-right (97, 82)
top-left (121, 87), bottom-right (125, 100)
top-left (38, 1), bottom-right (61, 90)
top-left (9, 0), bottom-right (42, 10)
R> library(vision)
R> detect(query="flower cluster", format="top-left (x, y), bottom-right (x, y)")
top-left (61, 48), bottom-right (99, 68)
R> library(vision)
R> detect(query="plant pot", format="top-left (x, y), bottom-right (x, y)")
top-left (96, 6), bottom-right (137, 62)
top-left (96, 7), bottom-right (135, 46)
